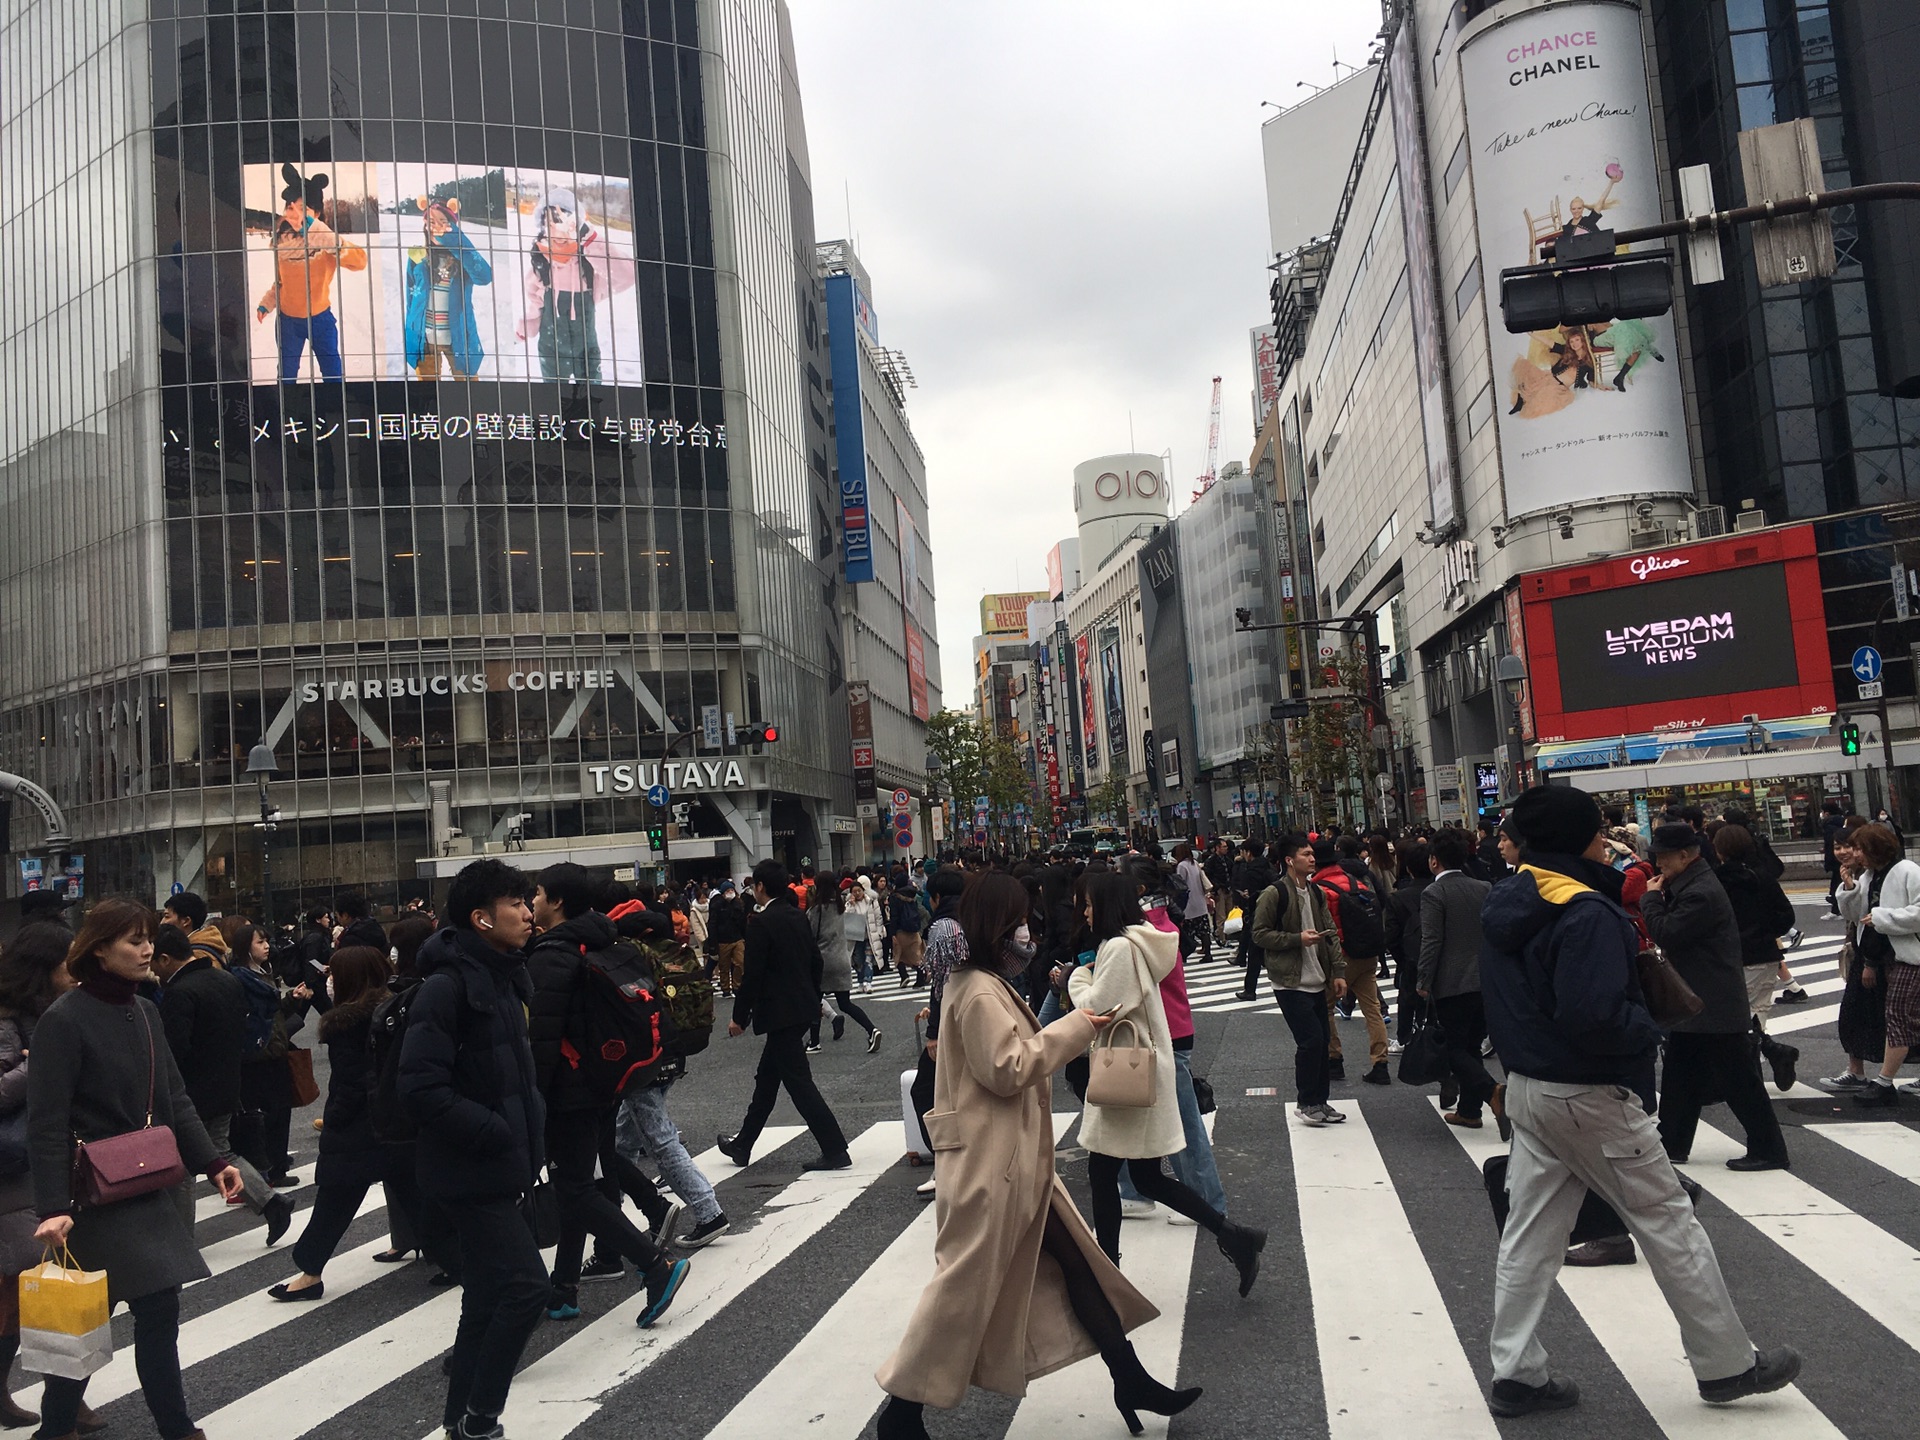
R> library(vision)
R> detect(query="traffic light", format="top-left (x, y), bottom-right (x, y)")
top-left (646, 823), bottom-right (667, 853)
top-left (1500, 236), bottom-right (1674, 334)
top-left (737, 722), bottom-right (779, 746)
top-left (1840, 721), bottom-right (1862, 757)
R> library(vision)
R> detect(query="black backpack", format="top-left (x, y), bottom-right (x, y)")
top-left (1322, 874), bottom-right (1386, 959)
top-left (566, 939), bottom-right (676, 1101)
top-left (368, 975), bottom-right (430, 1144)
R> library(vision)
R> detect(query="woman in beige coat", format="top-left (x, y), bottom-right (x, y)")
top-left (875, 874), bottom-right (1198, 1439)
top-left (1069, 872), bottom-right (1267, 1294)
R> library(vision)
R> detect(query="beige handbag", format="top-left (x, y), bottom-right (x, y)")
top-left (1086, 1016), bottom-right (1156, 1108)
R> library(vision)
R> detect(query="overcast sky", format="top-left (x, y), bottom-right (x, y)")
top-left (785, 0), bottom-right (1385, 704)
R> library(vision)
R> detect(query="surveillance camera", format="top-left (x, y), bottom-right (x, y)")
top-left (1742, 713), bottom-right (1760, 724)
top-left (1635, 500), bottom-right (1655, 519)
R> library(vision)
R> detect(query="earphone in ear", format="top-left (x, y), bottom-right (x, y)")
top-left (479, 918), bottom-right (494, 930)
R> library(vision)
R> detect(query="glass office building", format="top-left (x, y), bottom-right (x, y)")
top-left (0, 0), bottom-right (853, 913)
top-left (1652, 0), bottom-right (1920, 519)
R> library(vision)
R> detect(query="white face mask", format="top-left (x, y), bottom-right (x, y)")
top-left (1013, 923), bottom-right (1031, 948)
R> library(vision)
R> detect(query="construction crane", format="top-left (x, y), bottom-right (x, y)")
top-left (1192, 375), bottom-right (1223, 500)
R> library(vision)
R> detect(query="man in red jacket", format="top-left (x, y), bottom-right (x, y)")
top-left (1311, 839), bottom-right (1391, 1085)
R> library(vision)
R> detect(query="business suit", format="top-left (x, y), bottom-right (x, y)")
top-left (1420, 868), bottom-right (1496, 1119)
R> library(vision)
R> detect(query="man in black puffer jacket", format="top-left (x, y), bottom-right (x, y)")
top-left (717, 859), bottom-right (849, 1170)
top-left (527, 863), bottom-right (690, 1325)
top-left (397, 859), bottom-right (549, 1440)
top-left (153, 925), bottom-right (292, 1243)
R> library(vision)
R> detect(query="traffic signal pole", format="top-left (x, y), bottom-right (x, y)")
top-left (1560, 181), bottom-right (1920, 253)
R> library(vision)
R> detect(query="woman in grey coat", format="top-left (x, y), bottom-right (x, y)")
top-left (30, 900), bottom-right (243, 1440)
top-left (809, 880), bottom-right (879, 1052)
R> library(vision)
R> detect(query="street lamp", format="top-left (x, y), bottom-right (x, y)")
top-left (244, 743), bottom-right (279, 932)
top-left (1495, 654), bottom-right (1529, 804)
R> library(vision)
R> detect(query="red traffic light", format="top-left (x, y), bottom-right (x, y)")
top-left (740, 722), bottom-right (780, 745)
top-left (762, 724), bottom-right (779, 744)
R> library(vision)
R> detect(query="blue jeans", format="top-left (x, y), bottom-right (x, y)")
top-left (852, 940), bottom-right (874, 986)
top-left (278, 308), bottom-right (341, 381)
top-left (616, 1079), bottom-right (722, 1225)
top-left (1169, 1046), bottom-right (1227, 1215)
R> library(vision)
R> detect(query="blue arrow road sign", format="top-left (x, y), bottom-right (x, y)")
top-left (646, 784), bottom-right (671, 807)
top-left (1852, 646), bottom-right (1883, 683)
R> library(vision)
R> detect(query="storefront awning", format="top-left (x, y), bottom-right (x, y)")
top-left (1535, 715), bottom-right (1837, 772)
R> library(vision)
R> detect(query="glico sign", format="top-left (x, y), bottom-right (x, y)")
top-left (1517, 524), bottom-right (1834, 743)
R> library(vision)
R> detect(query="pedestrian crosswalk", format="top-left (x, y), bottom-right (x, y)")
top-left (1178, 933), bottom-right (1852, 1040)
top-left (42, 1076), bottom-right (1920, 1439)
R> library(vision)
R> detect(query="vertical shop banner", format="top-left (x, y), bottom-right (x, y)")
top-left (1099, 627), bottom-right (1127, 764)
top-left (847, 681), bottom-right (876, 801)
top-left (903, 624), bottom-right (930, 721)
top-left (895, 497), bottom-right (924, 630)
top-left (1250, 324), bottom-right (1281, 428)
top-left (1076, 632), bottom-right (1099, 771)
top-left (1459, 1), bottom-right (1692, 516)
top-left (1388, 15), bottom-right (1461, 532)
top-left (1501, 585), bottom-right (1536, 741)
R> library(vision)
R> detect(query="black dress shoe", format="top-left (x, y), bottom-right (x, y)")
top-left (716, 1133), bottom-right (752, 1166)
top-left (1855, 1081), bottom-right (1900, 1107)
top-left (801, 1152), bottom-right (853, 1172)
top-left (1362, 1062), bottom-right (1391, 1086)
top-left (267, 1170), bottom-right (300, 1189)
top-left (263, 1193), bottom-right (294, 1246)
top-left (1726, 1153), bottom-right (1790, 1172)
top-left (267, 1279), bottom-right (325, 1302)
top-left (1489, 1375), bottom-right (1579, 1417)
top-left (1699, 1346), bottom-right (1801, 1403)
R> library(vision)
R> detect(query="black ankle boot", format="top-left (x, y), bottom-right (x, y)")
top-left (1105, 1341), bottom-right (1201, 1436)
top-left (1216, 1219), bottom-right (1268, 1297)
top-left (876, 1395), bottom-right (931, 1440)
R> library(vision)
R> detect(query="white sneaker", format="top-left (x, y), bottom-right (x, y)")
top-left (1167, 1212), bottom-right (1198, 1226)
top-left (1386, 1040), bottom-right (1405, 1056)
top-left (1295, 1105), bottom-right (1326, 1127)
top-left (1120, 1198), bottom-right (1159, 1219)
top-left (915, 1176), bottom-right (936, 1197)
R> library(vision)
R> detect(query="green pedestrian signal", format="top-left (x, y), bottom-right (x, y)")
top-left (1840, 721), bottom-right (1861, 757)
top-left (647, 824), bottom-right (667, 852)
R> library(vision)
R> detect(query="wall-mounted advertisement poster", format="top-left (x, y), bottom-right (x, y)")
top-left (1459, 1), bottom-right (1693, 516)
top-left (1099, 627), bottom-right (1127, 764)
top-left (1076, 632), bottom-right (1099, 771)
top-left (245, 162), bottom-right (644, 385)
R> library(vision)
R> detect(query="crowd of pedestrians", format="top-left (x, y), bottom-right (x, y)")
top-left (0, 784), bottom-right (1895, 1435)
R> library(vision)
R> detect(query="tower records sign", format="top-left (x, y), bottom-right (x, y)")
top-left (1459, 1), bottom-right (1693, 518)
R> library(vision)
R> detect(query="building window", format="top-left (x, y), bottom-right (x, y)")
top-left (1464, 382), bottom-right (1495, 439)
top-left (1443, 136), bottom-right (1468, 201)
top-left (1454, 256), bottom-right (1482, 319)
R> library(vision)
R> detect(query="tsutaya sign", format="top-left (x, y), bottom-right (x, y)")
top-left (581, 760), bottom-right (756, 796)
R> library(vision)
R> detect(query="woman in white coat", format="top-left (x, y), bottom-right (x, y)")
top-left (1069, 872), bottom-right (1267, 1294)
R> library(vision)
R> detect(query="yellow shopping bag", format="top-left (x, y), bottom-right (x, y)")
top-left (19, 1247), bottom-right (112, 1379)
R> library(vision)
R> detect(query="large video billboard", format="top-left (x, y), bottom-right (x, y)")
top-left (245, 162), bottom-right (644, 385)
top-left (1459, 1), bottom-right (1693, 517)
top-left (1519, 525), bottom-right (1836, 742)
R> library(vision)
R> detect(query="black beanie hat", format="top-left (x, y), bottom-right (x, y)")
top-left (1509, 785), bottom-right (1603, 857)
